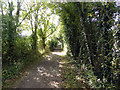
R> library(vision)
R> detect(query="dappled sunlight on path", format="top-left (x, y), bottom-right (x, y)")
top-left (15, 50), bottom-right (64, 88)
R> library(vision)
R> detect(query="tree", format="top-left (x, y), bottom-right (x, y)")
top-left (38, 19), bottom-right (56, 49)
top-left (37, 4), bottom-right (56, 49)
top-left (58, 2), bottom-right (119, 85)
top-left (29, 3), bottom-right (39, 51)
top-left (2, 0), bottom-right (36, 63)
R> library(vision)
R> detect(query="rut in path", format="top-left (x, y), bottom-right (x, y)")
top-left (15, 50), bottom-right (64, 88)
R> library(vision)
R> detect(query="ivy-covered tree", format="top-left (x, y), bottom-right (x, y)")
top-left (58, 2), bottom-right (119, 88)
top-left (2, 0), bottom-right (21, 63)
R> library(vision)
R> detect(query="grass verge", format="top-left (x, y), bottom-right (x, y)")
top-left (61, 56), bottom-right (90, 89)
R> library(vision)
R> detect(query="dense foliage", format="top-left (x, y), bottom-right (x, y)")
top-left (1, 1), bottom-right (120, 89)
top-left (58, 2), bottom-right (120, 89)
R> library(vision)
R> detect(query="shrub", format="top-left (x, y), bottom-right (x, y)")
top-left (48, 39), bottom-right (58, 51)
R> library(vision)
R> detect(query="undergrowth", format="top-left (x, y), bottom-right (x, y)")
top-left (2, 51), bottom-right (42, 88)
top-left (61, 56), bottom-right (118, 89)
top-left (61, 56), bottom-right (87, 88)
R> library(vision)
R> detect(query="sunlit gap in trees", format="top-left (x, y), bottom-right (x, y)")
top-left (18, 3), bottom-right (60, 37)
top-left (21, 16), bottom-right (59, 36)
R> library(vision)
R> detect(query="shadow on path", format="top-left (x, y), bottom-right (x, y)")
top-left (15, 50), bottom-right (63, 88)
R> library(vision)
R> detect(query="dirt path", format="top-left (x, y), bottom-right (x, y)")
top-left (15, 50), bottom-right (63, 88)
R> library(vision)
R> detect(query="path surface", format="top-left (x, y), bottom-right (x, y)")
top-left (15, 50), bottom-right (63, 88)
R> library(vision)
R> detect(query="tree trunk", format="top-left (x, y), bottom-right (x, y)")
top-left (42, 37), bottom-right (46, 49)
top-left (33, 9), bottom-right (38, 52)
top-left (8, 1), bottom-right (14, 62)
top-left (15, 0), bottom-right (20, 33)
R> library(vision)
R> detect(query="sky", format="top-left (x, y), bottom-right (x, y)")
top-left (20, 5), bottom-right (60, 36)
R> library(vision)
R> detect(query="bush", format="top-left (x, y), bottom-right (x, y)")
top-left (2, 35), bottom-right (39, 84)
top-left (48, 39), bottom-right (58, 51)
top-left (13, 36), bottom-right (32, 60)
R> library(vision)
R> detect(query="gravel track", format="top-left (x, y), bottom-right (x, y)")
top-left (15, 50), bottom-right (63, 88)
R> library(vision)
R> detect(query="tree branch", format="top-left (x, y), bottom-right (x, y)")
top-left (46, 28), bottom-right (56, 38)
top-left (18, 3), bottom-right (36, 27)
